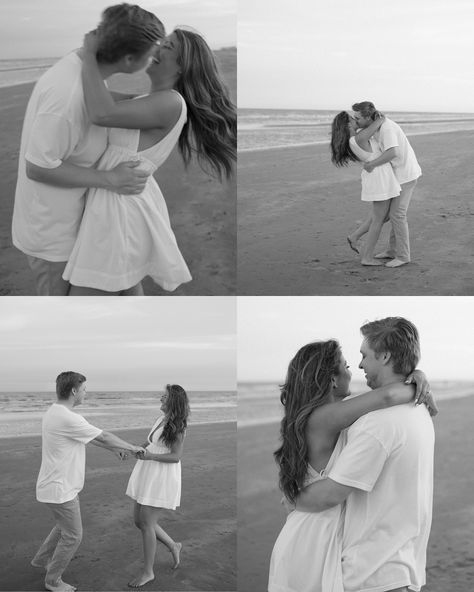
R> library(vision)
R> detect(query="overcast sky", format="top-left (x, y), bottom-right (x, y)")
top-left (238, 297), bottom-right (474, 382)
top-left (0, 0), bottom-right (236, 58)
top-left (239, 0), bottom-right (474, 112)
top-left (0, 298), bottom-right (236, 391)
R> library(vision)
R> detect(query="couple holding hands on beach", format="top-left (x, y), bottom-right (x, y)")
top-left (268, 316), bottom-right (437, 592)
top-left (32, 372), bottom-right (189, 591)
top-left (331, 102), bottom-right (421, 268)
top-left (12, 3), bottom-right (236, 296)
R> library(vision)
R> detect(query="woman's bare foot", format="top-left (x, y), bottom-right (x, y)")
top-left (170, 542), bottom-right (182, 569)
top-left (128, 571), bottom-right (155, 588)
top-left (346, 236), bottom-right (360, 254)
top-left (361, 259), bottom-right (384, 266)
top-left (44, 578), bottom-right (77, 592)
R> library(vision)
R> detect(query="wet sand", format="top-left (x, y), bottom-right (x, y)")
top-left (238, 396), bottom-right (474, 591)
top-left (0, 421), bottom-right (236, 591)
top-left (0, 48), bottom-right (236, 296)
top-left (238, 131), bottom-right (474, 295)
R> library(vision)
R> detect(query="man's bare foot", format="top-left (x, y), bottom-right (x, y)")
top-left (374, 251), bottom-right (394, 259)
top-left (361, 259), bottom-right (384, 266)
top-left (44, 578), bottom-right (76, 592)
top-left (170, 542), bottom-right (182, 569)
top-left (385, 258), bottom-right (409, 268)
top-left (128, 571), bottom-right (155, 588)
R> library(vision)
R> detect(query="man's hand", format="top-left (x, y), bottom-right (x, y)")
top-left (363, 162), bottom-right (375, 173)
top-left (104, 161), bottom-right (149, 195)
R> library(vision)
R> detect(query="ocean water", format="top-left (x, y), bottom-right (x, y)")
top-left (238, 380), bottom-right (474, 428)
top-left (0, 391), bottom-right (236, 438)
top-left (0, 58), bottom-right (58, 88)
top-left (238, 108), bottom-right (474, 152)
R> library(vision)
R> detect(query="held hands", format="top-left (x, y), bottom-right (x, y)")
top-left (135, 449), bottom-right (152, 460)
top-left (363, 162), bottom-right (375, 173)
top-left (405, 370), bottom-right (439, 417)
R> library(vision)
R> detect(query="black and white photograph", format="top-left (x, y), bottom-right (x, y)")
top-left (238, 296), bottom-right (474, 592)
top-left (0, 0), bottom-right (236, 296)
top-left (0, 297), bottom-right (236, 591)
top-left (238, 0), bottom-right (474, 295)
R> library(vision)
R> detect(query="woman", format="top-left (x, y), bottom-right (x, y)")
top-left (330, 112), bottom-right (400, 266)
top-left (268, 340), bottom-right (435, 592)
top-left (126, 384), bottom-right (189, 588)
top-left (63, 28), bottom-right (236, 295)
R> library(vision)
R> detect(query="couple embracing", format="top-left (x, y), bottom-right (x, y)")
top-left (269, 317), bottom-right (437, 592)
top-left (12, 3), bottom-right (236, 296)
top-left (32, 372), bottom-right (189, 591)
top-left (331, 102), bottom-right (421, 268)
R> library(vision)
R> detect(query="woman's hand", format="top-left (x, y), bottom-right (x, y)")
top-left (405, 370), bottom-right (439, 417)
top-left (83, 30), bottom-right (100, 56)
top-left (135, 449), bottom-right (153, 460)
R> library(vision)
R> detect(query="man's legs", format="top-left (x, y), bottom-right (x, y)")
top-left (26, 256), bottom-right (70, 295)
top-left (32, 497), bottom-right (82, 587)
top-left (386, 180), bottom-right (417, 264)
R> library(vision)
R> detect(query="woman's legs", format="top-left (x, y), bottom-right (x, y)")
top-left (348, 216), bottom-right (371, 246)
top-left (68, 282), bottom-right (143, 296)
top-left (361, 200), bottom-right (391, 265)
top-left (154, 523), bottom-right (181, 569)
top-left (130, 504), bottom-right (181, 587)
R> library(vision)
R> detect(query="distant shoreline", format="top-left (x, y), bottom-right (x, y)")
top-left (238, 127), bottom-right (474, 153)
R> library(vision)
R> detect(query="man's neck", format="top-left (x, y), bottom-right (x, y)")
top-left (55, 398), bottom-right (74, 409)
top-left (378, 372), bottom-right (406, 387)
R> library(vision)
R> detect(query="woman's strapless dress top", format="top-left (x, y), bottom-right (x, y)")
top-left (349, 136), bottom-right (401, 202)
top-left (126, 415), bottom-right (182, 509)
top-left (63, 91), bottom-right (192, 292)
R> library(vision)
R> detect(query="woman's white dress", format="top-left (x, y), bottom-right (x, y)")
top-left (268, 439), bottom-right (345, 592)
top-left (63, 92), bottom-right (192, 292)
top-left (349, 136), bottom-right (401, 202)
top-left (126, 415), bottom-right (182, 509)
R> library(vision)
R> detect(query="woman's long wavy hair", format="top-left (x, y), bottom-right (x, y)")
top-left (274, 340), bottom-right (342, 504)
top-left (330, 111), bottom-right (359, 167)
top-left (173, 28), bottom-right (236, 180)
top-left (160, 384), bottom-right (190, 448)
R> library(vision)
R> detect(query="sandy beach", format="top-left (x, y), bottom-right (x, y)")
top-left (238, 396), bottom-right (474, 592)
top-left (0, 48), bottom-right (236, 296)
top-left (238, 131), bottom-right (474, 295)
top-left (0, 421), bottom-right (236, 591)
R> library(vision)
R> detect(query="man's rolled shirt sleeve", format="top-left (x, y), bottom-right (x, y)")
top-left (328, 428), bottom-right (389, 492)
top-left (25, 113), bottom-right (76, 169)
top-left (379, 123), bottom-right (399, 151)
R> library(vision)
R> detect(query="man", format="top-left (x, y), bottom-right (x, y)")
top-left (32, 371), bottom-right (145, 592)
top-left (352, 102), bottom-right (422, 268)
top-left (297, 317), bottom-right (435, 592)
top-left (12, 4), bottom-right (165, 295)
